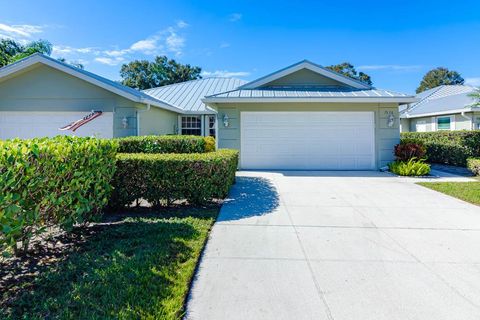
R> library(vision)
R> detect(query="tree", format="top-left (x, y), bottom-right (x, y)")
top-left (326, 62), bottom-right (373, 86)
top-left (7, 39), bottom-right (53, 64)
top-left (57, 57), bottom-right (84, 69)
top-left (469, 88), bottom-right (480, 107)
top-left (416, 67), bottom-right (464, 93)
top-left (120, 56), bottom-right (202, 90)
top-left (0, 38), bottom-right (83, 69)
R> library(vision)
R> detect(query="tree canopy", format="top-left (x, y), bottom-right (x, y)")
top-left (416, 67), bottom-right (464, 93)
top-left (0, 38), bottom-right (83, 69)
top-left (326, 62), bottom-right (373, 86)
top-left (120, 56), bottom-right (202, 90)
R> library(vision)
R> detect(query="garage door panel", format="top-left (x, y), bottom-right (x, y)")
top-left (240, 112), bottom-right (375, 170)
top-left (0, 112), bottom-right (113, 139)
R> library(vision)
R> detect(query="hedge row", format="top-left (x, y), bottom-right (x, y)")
top-left (117, 135), bottom-right (215, 154)
top-left (0, 137), bottom-right (117, 254)
top-left (467, 158), bottom-right (480, 176)
top-left (401, 131), bottom-right (480, 166)
top-left (110, 149), bottom-right (238, 207)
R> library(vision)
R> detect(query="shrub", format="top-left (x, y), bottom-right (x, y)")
top-left (389, 158), bottom-right (431, 176)
top-left (110, 149), bottom-right (238, 207)
top-left (0, 136), bottom-right (117, 255)
top-left (204, 136), bottom-right (216, 152)
top-left (467, 158), bottom-right (480, 176)
top-left (401, 131), bottom-right (480, 166)
top-left (117, 135), bottom-right (213, 154)
top-left (394, 142), bottom-right (426, 161)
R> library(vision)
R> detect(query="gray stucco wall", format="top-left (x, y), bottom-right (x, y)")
top-left (0, 64), bottom-right (179, 137)
top-left (402, 112), bottom-right (476, 132)
top-left (213, 102), bottom-right (400, 169)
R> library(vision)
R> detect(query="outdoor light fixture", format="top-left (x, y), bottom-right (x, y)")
top-left (122, 117), bottom-right (128, 129)
top-left (223, 114), bottom-right (230, 127)
top-left (384, 111), bottom-right (395, 128)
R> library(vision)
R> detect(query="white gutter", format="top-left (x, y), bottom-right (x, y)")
top-left (136, 103), bottom-right (151, 136)
top-left (402, 108), bottom-right (472, 119)
top-left (202, 96), bottom-right (417, 104)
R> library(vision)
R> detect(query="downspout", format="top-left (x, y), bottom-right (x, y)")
top-left (461, 110), bottom-right (473, 130)
top-left (136, 103), bottom-right (151, 136)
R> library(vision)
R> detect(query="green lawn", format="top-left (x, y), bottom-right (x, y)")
top-left (417, 182), bottom-right (480, 206)
top-left (1, 208), bottom-right (217, 320)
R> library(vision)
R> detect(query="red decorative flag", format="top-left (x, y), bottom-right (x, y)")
top-left (59, 111), bottom-right (103, 132)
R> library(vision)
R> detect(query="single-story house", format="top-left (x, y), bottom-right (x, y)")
top-left (0, 54), bottom-right (415, 170)
top-left (400, 85), bottom-right (480, 132)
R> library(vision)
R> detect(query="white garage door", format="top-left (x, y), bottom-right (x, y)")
top-left (241, 112), bottom-right (375, 170)
top-left (0, 111), bottom-right (113, 139)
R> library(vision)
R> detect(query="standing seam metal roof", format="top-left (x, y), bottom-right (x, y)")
top-left (143, 77), bottom-right (247, 113)
top-left (205, 86), bottom-right (411, 99)
top-left (403, 85), bottom-right (478, 117)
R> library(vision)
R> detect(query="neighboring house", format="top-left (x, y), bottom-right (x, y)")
top-left (400, 85), bottom-right (480, 132)
top-left (0, 54), bottom-right (414, 170)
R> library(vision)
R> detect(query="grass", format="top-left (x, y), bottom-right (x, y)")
top-left (0, 207), bottom-right (217, 320)
top-left (417, 181), bottom-right (480, 206)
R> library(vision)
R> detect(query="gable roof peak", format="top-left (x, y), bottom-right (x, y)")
top-left (239, 59), bottom-right (372, 90)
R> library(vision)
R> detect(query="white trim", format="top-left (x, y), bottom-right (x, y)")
top-left (403, 108), bottom-right (473, 118)
top-left (203, 96), bottom-right (416, 104)
top-left (0, 54), bottom-right (184, 114)
top-left (239, 60), bottom-right (372, 90)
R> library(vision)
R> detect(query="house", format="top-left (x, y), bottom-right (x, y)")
top-left (0, 54), bottom-right (415, 170)
top-left (400, 85), bottom-right (480, 132)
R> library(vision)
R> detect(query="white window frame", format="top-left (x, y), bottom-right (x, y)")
top-left (178, 115), bottom-right (217, 137)
top-left (435, 115), bottom-right (455, 131)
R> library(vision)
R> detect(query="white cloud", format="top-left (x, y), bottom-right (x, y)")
top-left (53, 45), bottom-right (97, 55)
top-left (50, 21), bottom-right (188, 67)
top-left (228, 13), bottom-right (242, 22)
top-left (357, 64), bottom-right (423, 72)
top-left (202, 70), bottom-right (250, 78)
top-left (165, 30), bottom-right (185, 55)
top-left (176, 20), bottom-right (189, 29)
top-left (0, 23), bottom-right (44, 38)
top-left (130, 38), bottom-right (159, 53)
top-left (220, 42), bottom-right (230, 48)
top-left (465, 77), bottom-right (480, 87)
top-left (94, 57), bottom-right (125, 66)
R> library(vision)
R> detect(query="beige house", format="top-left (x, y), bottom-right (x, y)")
top-left (0, 55), bottom-right (414, 170)
top-left (400, 85), bottom-right (480, 132)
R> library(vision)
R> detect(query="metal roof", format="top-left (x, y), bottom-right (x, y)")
top-left (239, 60), bottom-right (372, 90)
top-left (0, 53), bottom-right (183, 113)
top-left (203, 86), bottom-right (415, 103)
top-left (143, 77), bottom-right (247, 114)
top-left (402, 85), bottom-right (478, 118)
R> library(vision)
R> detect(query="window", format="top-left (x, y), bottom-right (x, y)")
top-left (181, 116), bottom-right (202, 135)
top-left (207, 115), bottom-right (216, 138)
top-left (437, 116), bottom-right (452, 131)
top-left (415, 120), bottom-right (427, 132)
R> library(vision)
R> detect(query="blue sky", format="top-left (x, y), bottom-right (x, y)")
top-left (1, 0), bottom-right (480, 93)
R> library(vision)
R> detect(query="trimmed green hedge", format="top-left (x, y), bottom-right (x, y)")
top-left (0, 137), bottom-right (117, 255)
top-left (467, 158), bottom-right (480, 176)
top-left (110, 149), bottom-right (238, 207)
top-left (117, 135), bottom-right (214, 154)
top-left (401, 131), bottom-right (480, 167)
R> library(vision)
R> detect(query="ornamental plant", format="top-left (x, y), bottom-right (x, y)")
top-left (389, 158), bottom-right (431, 176)
top-left (0, 136), bottom-right (117, 255)
top-left (394, 141), bottom-right (426, 161)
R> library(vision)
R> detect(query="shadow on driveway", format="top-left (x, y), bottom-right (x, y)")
top-left (217, 176), bottom-right (280, 222)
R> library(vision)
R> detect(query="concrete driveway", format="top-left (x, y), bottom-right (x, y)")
top-left (185, 171), bottom-right (480, 320)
